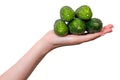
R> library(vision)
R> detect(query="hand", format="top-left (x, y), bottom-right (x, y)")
top-left (0, 24), bottom-right (113, 80)
top-left (42, 24), bottom-right (113, 48)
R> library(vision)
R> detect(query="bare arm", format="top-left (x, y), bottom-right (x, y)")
top-left (0, 37), bottom-right (53, 80)
top-left (0, 24), bottom-right (113, 80)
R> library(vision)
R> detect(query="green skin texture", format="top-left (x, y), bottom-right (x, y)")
top-left (54, 19), bottom-right (68, 36)
top-left (75, 5), bottom-right (92, 20)
top-left (86, 18), bottom-right (103, 33)
top-left (60, 6), bottom-right (75, 22)
top-left (69, 18), bottom-right (86, 34)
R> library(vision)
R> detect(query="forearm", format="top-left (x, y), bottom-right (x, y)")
top-left (0, 25), bottom-right (113, 80)
top-left (0, 38), bottom-right (53, 80)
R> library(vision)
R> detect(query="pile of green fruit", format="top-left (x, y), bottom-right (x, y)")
top-left (54, 5), bottom-right (103, 36)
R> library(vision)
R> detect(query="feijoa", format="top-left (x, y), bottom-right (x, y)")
top-left (68, 18), bottom-right (86, 34)
top-left (75, 5), bottom-right (92, 20)
top-left (86, 18), bottom-right (103, 33)
top-left (54, 19), bottom-right (68, 36)
top-left (60, 6), bottom-right (75, 22)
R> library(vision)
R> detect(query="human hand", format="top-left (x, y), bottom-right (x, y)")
top-left (0, 24), bottom-right (113, 80)
top-left (42, 24), bottom-right (113, 48)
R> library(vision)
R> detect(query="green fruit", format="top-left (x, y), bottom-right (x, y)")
top-left (68, 18), bottom-right (86, 34)
top-left (86, 18), bottom-right (103, 33)
top-left (54, 19), bottom-right (68, 36)
top-left (75, 5), bottom-right (92, 20)
top-left (60, 6), bottom-right (75, 22)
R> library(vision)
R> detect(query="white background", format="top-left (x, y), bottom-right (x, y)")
top-left (0, 0), bottom-right (120, 80)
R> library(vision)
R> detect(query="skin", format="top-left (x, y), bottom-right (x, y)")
top-left (0, 24), bottom-right (113, 80)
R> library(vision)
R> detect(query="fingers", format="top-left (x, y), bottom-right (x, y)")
top-left (74, 24), bottom-right (113, 43)
top-left (103, 24), bottom-right (113, 29)
top-left (102, 24), bottom-right (113, 34)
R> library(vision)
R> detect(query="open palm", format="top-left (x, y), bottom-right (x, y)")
top-left (42, 24), bottom-right (113, 48)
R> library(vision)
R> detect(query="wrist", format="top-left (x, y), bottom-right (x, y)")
top-left (39, 37), bottom-right (54, 54)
